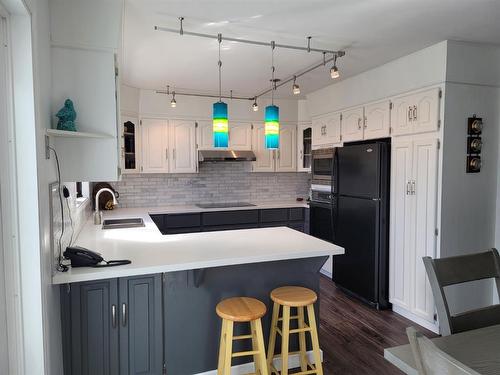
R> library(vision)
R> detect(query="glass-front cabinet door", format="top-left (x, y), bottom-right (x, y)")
top-left (297, 123), bottom-right (312, 172)
top-left (121, 115), bottom-right (140, 173)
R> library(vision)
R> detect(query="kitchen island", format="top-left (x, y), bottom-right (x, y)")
top-left (55, 207), bottom-right (344, 374)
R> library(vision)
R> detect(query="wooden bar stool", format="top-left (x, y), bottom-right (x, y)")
top-left (267, 286), bottom-right (323, 375)
top-left (216, 297), bottom-right (269, 375)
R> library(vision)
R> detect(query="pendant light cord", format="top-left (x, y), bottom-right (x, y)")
top-left (218, 33), bottom-right (222, 103)
top-left (271, 41), bottom-right (275, 105)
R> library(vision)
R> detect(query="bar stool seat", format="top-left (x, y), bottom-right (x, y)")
top-left (267, 286), bottom-right (323, 375)
top-left (216, 297), bottom-right (269, 375)
top-left (271, 286), bottom-right (318, 307)
top-left (217, 297), bottom-right (267, 322)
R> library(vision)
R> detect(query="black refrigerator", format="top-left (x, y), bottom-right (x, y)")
top-left (332, 141), bottom-right (390, 309)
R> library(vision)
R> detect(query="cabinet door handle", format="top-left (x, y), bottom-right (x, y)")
top-left (358, 118), bottom-right (362, 130)
top-left (408, 106), bottom-right (413, 122)
top-left (173, 149), bottom-right (176, 160)
top-left (364, 116), bottom-right (368, 129)
top-left (111, 304), bottom-right (117, 328)
top-left (411, 180), bottom-right (416, 195)
top-left (413, 105), bottom-right (417, 121)
top-left (165, 148), bottom-right (168, 160)
top-left (406, 181), bottom-right (411, 195)
top-left (122, 303), bottom-right (127, 327)
top-left (277, 150), bottom-right (280, 159)
top-left (300, 149), bottom-right (303, 159)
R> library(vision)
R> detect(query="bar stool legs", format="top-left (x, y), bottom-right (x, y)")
top-left (216, 297), bottom-right (269, 375)
top-left (267, 287), bottom-right (323, 375)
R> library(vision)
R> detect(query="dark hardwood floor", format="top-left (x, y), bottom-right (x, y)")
top-left (318, 275), bottom-right (437, 374)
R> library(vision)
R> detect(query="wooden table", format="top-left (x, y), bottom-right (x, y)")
top-left (384, 324), bottom-right (500, 374)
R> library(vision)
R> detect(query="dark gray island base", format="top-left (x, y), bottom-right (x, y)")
top-left (60, 256), bottom-right (328, 375)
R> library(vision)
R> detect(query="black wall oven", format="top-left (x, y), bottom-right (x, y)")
top-left (309, 188), bottom-right (334, 243)
top-left (311, 148), bottom-right (335, 184)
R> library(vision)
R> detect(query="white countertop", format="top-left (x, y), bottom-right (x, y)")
top-left (52, 204), bottom-right (343, 285)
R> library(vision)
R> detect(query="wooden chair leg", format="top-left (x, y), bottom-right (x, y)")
top-left (223, 320), bottom-right (234, 375)
top-left (281, 306), bottom-right (291, 375)
top-left (253, 318), bottom-right (269, 375)
top-left (251, 320), bottom-right (262, 374)
top-left (217, 319), bottom-right (227, 375)
top-left (267, 302), bottom-right (280, 372)
top-left (297, 307), bottom-right (308, 372)
top-left (307, 304), bottom-right (323, 375)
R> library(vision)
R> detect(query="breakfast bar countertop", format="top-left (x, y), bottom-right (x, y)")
top-left (52, 204), bottom-right (344, 285)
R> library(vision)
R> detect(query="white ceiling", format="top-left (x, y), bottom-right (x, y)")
top-left (123, 0), bottom-right (500, 98)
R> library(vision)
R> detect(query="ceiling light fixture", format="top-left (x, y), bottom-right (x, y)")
top-left (292, 76), bottom-right (300, 95)
top-left (265, 41), bottom-right (279, 150)
top-left (213, 33), bottom-right (229, 148)
top-left (252, 98), bottom-right (259, 112)
top-left (330, 54), bottom-right (340, 79)
top-left (170, 92), bottom-right (177, 108)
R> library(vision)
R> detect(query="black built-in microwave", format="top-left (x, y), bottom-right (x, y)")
top-left (311, 148), bottom-right (335, 185)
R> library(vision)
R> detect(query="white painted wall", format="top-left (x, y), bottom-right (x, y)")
top-left (139, 89), bottom-right (299, 123)
top-left (306, 41), bottom-right (448, 117)
top-left (297, 99), bottom-right (311, 123)
top-left (49, 0), bottom-right (123, 50)
top-left (121, 84), bottom-right (140, 114)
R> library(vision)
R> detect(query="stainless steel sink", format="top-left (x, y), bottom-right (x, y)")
top-left (102, 218), bottom-right (145, 230)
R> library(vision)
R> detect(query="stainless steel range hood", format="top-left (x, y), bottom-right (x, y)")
top-left (198, 150), bottom-right (256, 162)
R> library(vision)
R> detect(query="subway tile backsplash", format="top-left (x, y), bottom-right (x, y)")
top-left (109, 162), bottom-right (311, 208)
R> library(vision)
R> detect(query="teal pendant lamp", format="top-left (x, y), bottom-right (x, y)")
top-left (213, 33), bottom-right (229, 148)
top-left (265, 41), bottom-right (279, 149)
top-left (265, 105), bottom-right (279, 149)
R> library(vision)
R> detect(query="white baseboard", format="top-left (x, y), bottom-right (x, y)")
top-left (392, 305), bottom-right (439, 334)
top-left (320, 269), bottom-right (332, 278)
top-left (195, 350), bottom-right (323, 375)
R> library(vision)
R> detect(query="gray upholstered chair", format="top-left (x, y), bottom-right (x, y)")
top-left (406, 327), bottom-right (481, 375)
top-left (423, 248), bottom-right (500, 336)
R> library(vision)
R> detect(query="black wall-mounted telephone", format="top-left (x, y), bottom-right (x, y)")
top-left (64, 246), bottom-right (131, 268)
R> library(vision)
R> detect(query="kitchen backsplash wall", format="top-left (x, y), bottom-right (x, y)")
top-left (109, 162), bottom-right (310, 208)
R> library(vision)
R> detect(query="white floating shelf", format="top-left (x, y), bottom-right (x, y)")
top-left (46, 128), bottom-right (113, 139)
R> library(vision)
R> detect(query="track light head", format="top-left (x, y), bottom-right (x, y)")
top-left (330, 65), bottom-right (339, 79)
top-left (252, 99), bottom-right (259, 112)
top-left (330, 55), bottom-right (340, 79)
top-left (292, 76), bottom-right (300, 95)
top-left (170, 92), bottom-right (177, 108)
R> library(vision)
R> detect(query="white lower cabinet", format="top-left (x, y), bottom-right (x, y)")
top-left (141, 118), bottom-right (196, 173)
top-left (252, 123), bottom-right (297, 172)
top-left (389, 134), bottom-right (439, 325)
top-left (141, 118), bottom-right (169, 173)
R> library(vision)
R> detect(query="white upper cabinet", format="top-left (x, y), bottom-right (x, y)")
top-left (121, 115), bottom-right (140, 174)
top-left (229, 122), bottom-right (252, 150)
top-left (391, 88), bottom-right (440, 136)
top-left (312, 112), bottom-right (341, 148)
top-left (141, 119), bottom-right (169, 173)
top-left (341, 106), bottom-right (364, 143)
top-left (169, 120), bottom-right (197, 173)
top-left (276, 125), bottom-right (297, 172)
top-left (297, 124), bottom-right (312, 172)
top-left (196, 120), bottom-right (214, 150)
top-left (364, 100), bottom-right (391, 140)
top-left (196, 121), bottom-right (252, 151)
top-left (251, 123), bottom-right (275, 172)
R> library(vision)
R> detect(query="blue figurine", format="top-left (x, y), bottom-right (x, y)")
top-left (56, 99), bottom-right (77, 131)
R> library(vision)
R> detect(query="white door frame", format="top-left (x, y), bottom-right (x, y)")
top-left (0, 3), bottom-right (24, 374)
